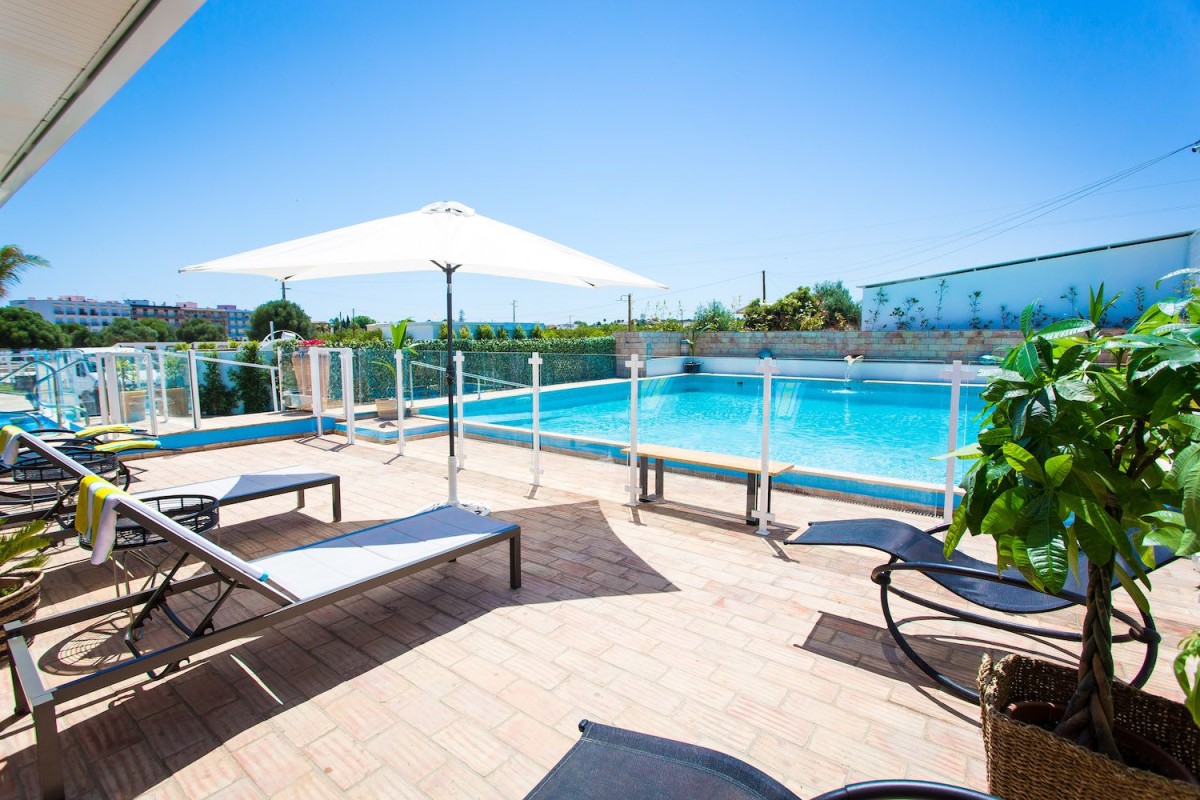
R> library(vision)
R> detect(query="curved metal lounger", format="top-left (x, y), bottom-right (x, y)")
top-left (788, 518), bottom-right (1177, 702)
top-left (524, 720), bottom-right (996, 799)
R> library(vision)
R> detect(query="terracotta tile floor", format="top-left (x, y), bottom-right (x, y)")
top-left (1, 434), bottom-right (1196, 799)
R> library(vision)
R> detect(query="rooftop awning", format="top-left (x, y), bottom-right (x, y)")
top-left (0, 0), bottom-right (204, 208)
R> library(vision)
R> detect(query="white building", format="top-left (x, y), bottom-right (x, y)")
top-left (10, 296), bottom-right (130, 333)
top-left (860, 230), bottom-right (1200, 330)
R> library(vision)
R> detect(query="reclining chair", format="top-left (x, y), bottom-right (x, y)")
top-left (787, 518), bottom-right (1177, 702)
top-left (4, 433), bottom-right (521, 800)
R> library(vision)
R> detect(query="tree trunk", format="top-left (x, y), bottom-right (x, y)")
top-left (1054, 559), bottom-right (1122, 760)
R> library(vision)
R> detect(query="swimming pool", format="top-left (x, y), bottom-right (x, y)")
top-left (430, 374), bottom-right (985, 505)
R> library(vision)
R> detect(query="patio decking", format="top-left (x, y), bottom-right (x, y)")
top-left (1, 434), bottom-right (1195, 799)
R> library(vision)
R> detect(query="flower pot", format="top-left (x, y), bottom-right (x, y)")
top-left (166, 387), bottom-right (191, 417)
top-left (979, 654), bottom-right (1200, 799)
top-left (0, 569), bottom-right (43, 663)
top-left (375, 398), bottom-right (399, 420)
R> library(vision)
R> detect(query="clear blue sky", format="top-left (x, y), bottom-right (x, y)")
top-left (2, 0), bottom-right (1198, 326)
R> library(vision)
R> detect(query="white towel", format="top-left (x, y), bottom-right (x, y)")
top-left (0, 424), bottom-right (25, 466)
top-left (75, 475), bottom-right (126, 565)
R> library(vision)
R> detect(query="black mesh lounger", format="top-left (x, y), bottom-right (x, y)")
top-left (3, 434), bottom-right (521, 800)
top-left (787, 518), bottom-right (1178, 702)
top-left (524, 720), bottom-right (996, 799)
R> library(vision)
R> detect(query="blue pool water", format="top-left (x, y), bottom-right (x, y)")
top-left (434, 374), bottom-right (984, 486)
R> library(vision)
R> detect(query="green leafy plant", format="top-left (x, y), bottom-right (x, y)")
top-left (948, 284), bottom-right (1200, 754)
top-left (199, 360), bottom-right (238, 417)
top-left (231, 341), bottom-right (272, 413)
top-left (0, 521), bottom-right (50, 586)
top-left (1178, 631), bottom-right (1200, 727)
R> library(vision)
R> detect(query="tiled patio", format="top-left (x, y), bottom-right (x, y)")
top-left (1, 434), bottom-right (1196, 799)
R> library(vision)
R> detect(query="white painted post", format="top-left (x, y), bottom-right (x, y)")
top-left (105, 355), bottom-right (123, 425)
top-left (187, 350), bottom-right (201, 429)
top-left (310, 348), bottom-right (324, 437)
top-left (395, 349), bottom-right (406, 456)
top-left (752, 357), bottom-right (778, 534)
top-left (340, 349), bottom-right (356, 445)
top-left (454, 350), bottom-right (466, 466)
top-left (144, 353), bottom-right (159, 437)
top-left (938, 360), bottom-right (977, 522)
top-left (625, 353), bottom-right (641, 506)
top-left (95, 353), bottom-right (110, 424)
top-left (529, 352), bottom-right (543, 486)
top-left (155, 350), bottom-right (169, 423)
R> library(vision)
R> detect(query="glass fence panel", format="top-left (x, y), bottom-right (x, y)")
top-left (160, 353), bottom-right (195, 425)
top-left (194, 355), bottom-right (240, 420)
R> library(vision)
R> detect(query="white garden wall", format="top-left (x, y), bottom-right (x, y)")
top-left (861, 231), bottom-right (1198, 330)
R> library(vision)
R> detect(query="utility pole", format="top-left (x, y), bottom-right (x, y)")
top-left (281, 280), bottom-right (288, 301)
top-left (619, 294), bottom-right (633, 331)
top-left (761, 270), bottom-right (766, 303)
top-left (511, 300), bottom-right (518, 323)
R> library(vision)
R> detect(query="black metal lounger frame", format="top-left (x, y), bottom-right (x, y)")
top-left (793, 521), bottom-right (1161, 703)
top-left (4, 434), bottom-right (521, 800)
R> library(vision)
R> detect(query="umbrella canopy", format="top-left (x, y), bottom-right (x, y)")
top-left (181, 201), bottom-right (666, 508)
top-left (180, 201), bottom-right (667, 290)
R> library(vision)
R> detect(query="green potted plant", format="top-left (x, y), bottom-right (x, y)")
top-left (373, 320), bottom-right (417, 420)
top-left (949, 286), bottom-right (1200, 797)
top-left (0, 520), bottom-right (50, 663)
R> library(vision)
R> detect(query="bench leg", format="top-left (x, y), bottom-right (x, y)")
top-left (745, 473), bottom-right (757, 524)
top-left (654, 458), bottom-right (664, 499)
top-left (331, 480), bottom-right (342, 522)
top-left (509, 533), bottom-right (522, 589)
top-left (33, 693), bottom-right (64, 800)
top-left (297, 488), bottom-right (306, 510)
top-left (638, 456), bottom-right (650, 501)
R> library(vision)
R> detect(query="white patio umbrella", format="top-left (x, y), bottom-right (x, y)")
top-left (180, 201), bottom-right (667, 506)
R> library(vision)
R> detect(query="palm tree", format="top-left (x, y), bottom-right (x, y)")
top-left (0, 245), bottom-right (48, 298)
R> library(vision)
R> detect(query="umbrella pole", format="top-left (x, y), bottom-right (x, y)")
top-left (443, 263), bottom-right (459, 505)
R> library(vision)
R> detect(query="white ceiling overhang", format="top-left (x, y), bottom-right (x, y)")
top-left (0, 0), bottom-right (204, 208)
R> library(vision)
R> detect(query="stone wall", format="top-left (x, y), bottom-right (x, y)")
top-left (615, 329), bottom-right (1025, 364)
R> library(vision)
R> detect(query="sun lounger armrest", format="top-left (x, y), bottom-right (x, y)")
top-left (112, 495), bottom-right (298, 605)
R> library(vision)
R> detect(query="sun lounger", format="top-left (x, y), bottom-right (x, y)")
top-left (3, 434), bottom-right (521, 800)
top-left (787, 518), bottom-right (1177, 701)
top-left (48, 465), bottom-right (342, 547)
top-left (525, 720), bottom-right (996, 799)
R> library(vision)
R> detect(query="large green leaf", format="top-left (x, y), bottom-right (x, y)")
top-left (1052, 378), bottom-right (1095, 403)
top-left (943, 502), bottom-right (969, 560)
top-left (982, 487), bottom-right (1028, 535)
top-left (1023, 497), bottom-right (1068, 593)
top-left (1180, 457), bottom-right (1200, 536)
top-left (1002, 442), bottom-right (1046, 484)
top-left (1036, 318), bottom-right (1095, 340)
top-left (1044, 454), bottom-right (1073, 488)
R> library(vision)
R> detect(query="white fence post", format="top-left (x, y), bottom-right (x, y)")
top-left (95, 353), bottom-right (111, 424)
top-left (529, 352), bottom-right (543, 486)
top-left (340, 348), bottom-right (356, 445)
top-left (454, 350), bottom-right (466, 466)
top-left (311, 348), bottom-right (324, 437)
top-left (938, 360), bottom-right (976, 522)
top-left (155, 350), bottom-right (169, 423)
top-left (395, 350), bottom-right (406, 456)
top-left (187, 350), bottom-right (201, 429)
top-left (752, 357), bottom-right (778, 534)
top-left (144, 353), bottom-right (159, 437)
top-left (625, 353), bottom-right (641, 507)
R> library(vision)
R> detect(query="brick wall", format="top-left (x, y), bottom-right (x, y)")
top-left (615, 329), bottom-right (1025, 363)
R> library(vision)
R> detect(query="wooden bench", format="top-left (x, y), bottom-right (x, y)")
top-left (621, 444), bottom-right (794, 524)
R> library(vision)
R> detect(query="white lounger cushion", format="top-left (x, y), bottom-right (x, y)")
top-left (253, 506), bottom-right (517, 600)
top-left (134, 466), bottom-right (334, 503)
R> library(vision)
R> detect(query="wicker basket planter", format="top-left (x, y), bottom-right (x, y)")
top-left (0, 569), bottom-right (43, 663)
top-left (979, 654), bottom-right (1200, 800)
